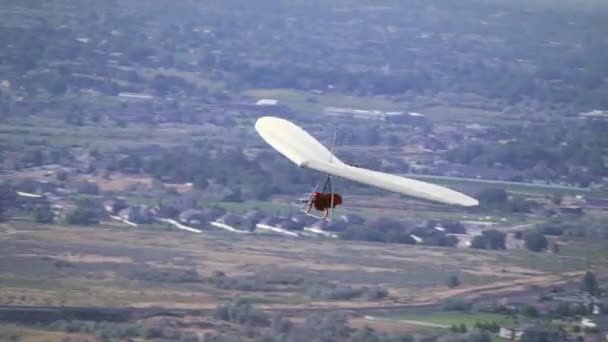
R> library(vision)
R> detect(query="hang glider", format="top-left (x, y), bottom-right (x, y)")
top-left (255, 116), bottom-right (478, 219)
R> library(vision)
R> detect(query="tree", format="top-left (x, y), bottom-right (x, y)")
top-left (520, 304), bottom-right (540, 317)
top-left (447, 274), bottom-right (461, 288)
top-left (442, 297), bottom-right (472, 312)
top-left (524, 231), bottom-right (548, 252)
top-left (56, 170), bottom-right (68, 182)
top-left (65, 206), bottom-right (99, 225)
top-left (45, 75), bottom-right (68, 95)
top-left (476, 188), bottom-right (508, 208)
top-left (0, 183), bottom-right (16, 221)
top-left (551, 193), bottom-right (562, 205)
top-left (470, 236), bottom-right (487, 249)
top-left (451, 324), bottom-right (467, 333)
top-left (581, 271), bottom-right (599, 296)
top-left (65, 199), bottom-right (101, 225)
top-left (64, 112), bottom-right (83, 126)
top-left (484, 229), bottom-right (506, 250)
top-left (505, 197), bottom-right (535, 213)
top-left (34, 207), bottom-right (54, 224)
top-left (471, 229), bottom-right (506, 250)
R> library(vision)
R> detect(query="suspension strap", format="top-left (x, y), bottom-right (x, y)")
top-left (321, 174), bottom-right (332, 193)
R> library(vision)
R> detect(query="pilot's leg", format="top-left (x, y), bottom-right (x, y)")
top-left (322, 208), bottom-right (329, 220)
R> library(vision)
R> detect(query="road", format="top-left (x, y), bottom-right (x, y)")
top-left (363, 315), bottom-right (449, 329)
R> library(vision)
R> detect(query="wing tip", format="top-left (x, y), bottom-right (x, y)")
top-left (455, 196), bottom-right (479, 207)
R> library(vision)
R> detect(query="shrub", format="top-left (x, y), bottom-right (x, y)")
top-left (442, 297), bottom-right (473, 312)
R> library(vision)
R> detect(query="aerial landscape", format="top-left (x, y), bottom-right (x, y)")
top-left (0, 0), bottom-right (607, 341)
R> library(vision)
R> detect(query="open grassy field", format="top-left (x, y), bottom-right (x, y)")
top-left (0, 217), bottom-right (596, 310)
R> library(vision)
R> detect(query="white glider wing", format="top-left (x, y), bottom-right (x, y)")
top-left (255, 116), bottom-right (479, 207)
top-left (255, 116), bottom-right (346, 167)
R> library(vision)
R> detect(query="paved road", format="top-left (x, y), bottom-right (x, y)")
top-left (363, 315), bottom-right (449, 329)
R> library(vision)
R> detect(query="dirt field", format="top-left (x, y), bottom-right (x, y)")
top-left (0, 219), bottom-right (593, 311)
top-left (0, 325), bottom-right (93, 342)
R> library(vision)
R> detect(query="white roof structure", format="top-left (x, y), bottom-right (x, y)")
top-left (256, 99), bottom-right (279, 106)
top-left (255, 116), bottom-right (478, 207)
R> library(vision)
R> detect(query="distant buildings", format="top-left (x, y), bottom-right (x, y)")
top-left (255, 98), bottom-right (279, 106)
top-left (118, 92), bottom-right (154, 100)
top-left (322, 106), bottom-right (426, 123)
top-left (499, 323), bottom-right (563, 341)
top-left (580, 110), bottom-right (608, 120)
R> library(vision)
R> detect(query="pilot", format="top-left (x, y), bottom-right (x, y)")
top-left (307, 191), bottom-right (342, 219)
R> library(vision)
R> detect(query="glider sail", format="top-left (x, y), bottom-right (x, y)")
top-left (255, 116), bottom-right (479, 207)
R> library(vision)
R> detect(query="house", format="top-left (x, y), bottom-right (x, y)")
top-left (257, 216), bottom-right (280, 227)
top-left (243, 210), bottom-right (266, 224)
top-left (216, 214), bottom-right (243, 227)
top-left (235, 99), bottom-right (290, 115)
top-left (118, 205), bottom-right (153, 224)
top-left (323, 107), bottom-right (412, 122)
top-left (499, 323), bottom-right (564, 341)
top-left (553, 292), bottom-right (603, 315)
top-left (277, 217), bottom-right (305, 231)
top-left (178, 209), bottom-right (208, 227)
top-left (581, 316), bottom-right (608, 331)
top-left (161, 194), bottom-right (199, 210)
top-left (149, 204), bottom-right (179, 219)
top-left (103, 197), bottom-right (127, 214)
top-left (256, 99), bottom-right (278, 106)
top-left (338, 214), bottom-right (365, 225)
top-left (289, 213), bottom-right (310, 224)
top-left (308, 219), bottom-right (347, 232)
top-left (201, 207), bottom-right (226, 221)
top-left (558, 206), bottom-right (584, 216)
top-left (118, 92), bottom-right (154, 101)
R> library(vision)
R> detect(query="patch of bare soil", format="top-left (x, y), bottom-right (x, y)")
top-left (55, 253), bottom-right (134, 264)
top-left (416, 271), bottom-right (585, 303)
top-left (74, 173), bottom-right (154, 192)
